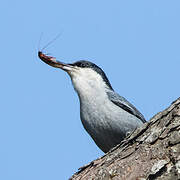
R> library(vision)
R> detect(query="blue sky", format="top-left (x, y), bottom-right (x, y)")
top-left (1, 1), bottom-right (180, 179)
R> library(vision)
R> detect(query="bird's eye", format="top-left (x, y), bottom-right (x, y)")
top-left (81, 63), bottom-right (86, 67)
top-left (79, 63), bottom-right (86, 68)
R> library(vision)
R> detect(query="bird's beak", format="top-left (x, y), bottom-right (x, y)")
top-left (38, 51), bottom-right (73, 72)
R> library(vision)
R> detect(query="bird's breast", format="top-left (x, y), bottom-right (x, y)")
top-left (78, 94), bottom-right (144, 152)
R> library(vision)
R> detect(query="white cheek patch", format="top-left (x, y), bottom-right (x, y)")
top-left (71, 68), bottom-right (108, 94)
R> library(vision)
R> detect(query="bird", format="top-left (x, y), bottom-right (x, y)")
top-left (38, 51), bottom-right (146, 153)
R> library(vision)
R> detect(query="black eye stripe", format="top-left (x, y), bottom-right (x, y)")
top-left (69, 60), bottom-right (113, 90)
top-left (72, 61), bottom-right (94, 68)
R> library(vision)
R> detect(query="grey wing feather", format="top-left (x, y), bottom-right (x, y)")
top-left (107, 91), bottom-right (146, 123)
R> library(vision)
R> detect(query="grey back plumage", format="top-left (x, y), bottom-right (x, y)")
top-left (107, 91), bottom-right (146, 123)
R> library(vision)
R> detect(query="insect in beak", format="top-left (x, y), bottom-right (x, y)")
top-left (38, 51), bottom-right (73, 71)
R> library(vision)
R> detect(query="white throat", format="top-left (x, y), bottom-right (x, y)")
top-left (69, 68), bottom-right (110, 103)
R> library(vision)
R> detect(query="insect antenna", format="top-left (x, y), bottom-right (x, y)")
top-left (40, 32), bottom-right (63, 52)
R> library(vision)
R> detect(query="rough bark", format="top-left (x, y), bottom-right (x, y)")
top-left (70, 98), bottom-right (180, 180)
